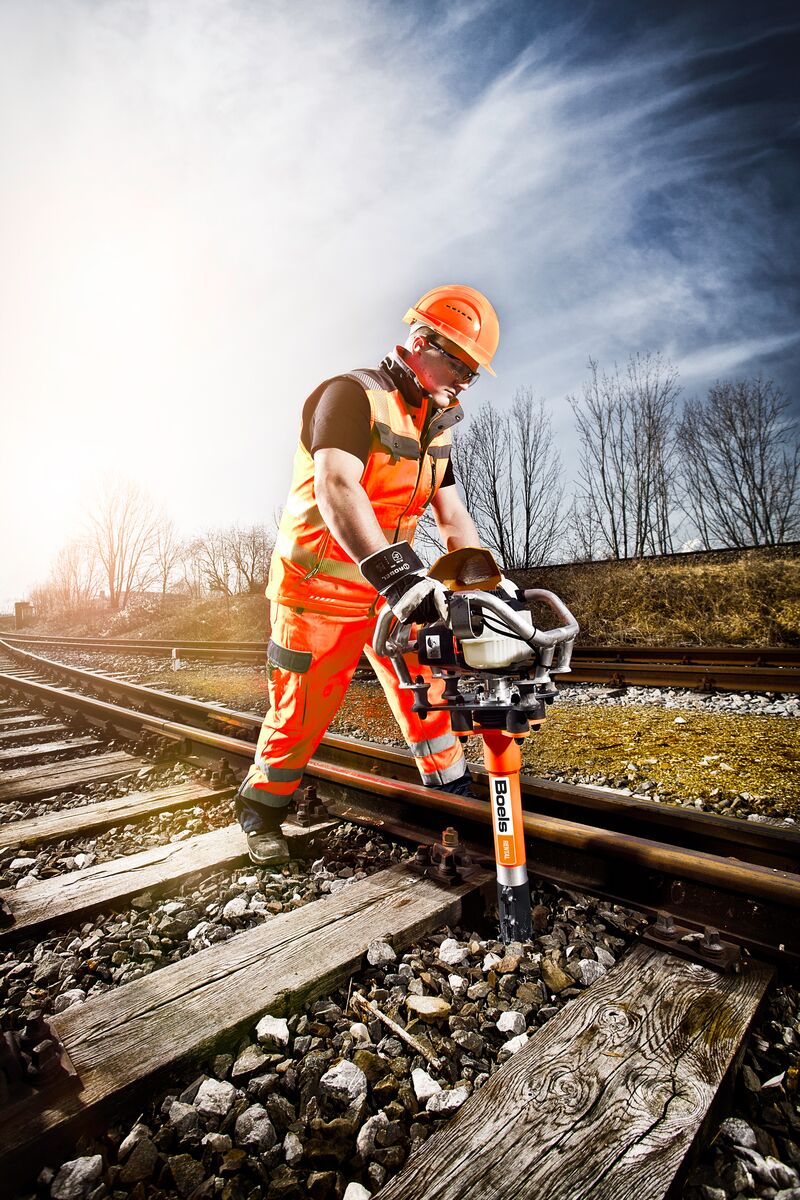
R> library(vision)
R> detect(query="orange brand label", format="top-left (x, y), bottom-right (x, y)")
top-left (497, 834), bottom-right (516, 864)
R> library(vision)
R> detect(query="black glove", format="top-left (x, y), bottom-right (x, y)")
top-left (360, 541), bottom-right (448, 624)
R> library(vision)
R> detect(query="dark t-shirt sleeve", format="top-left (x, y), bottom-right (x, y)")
top-left (302, 379), bottom-right (372, 464)
top-left (301, 376), bottom-right (456, 488)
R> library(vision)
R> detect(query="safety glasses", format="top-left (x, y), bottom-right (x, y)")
top-left (426, 337), bottom-right (479, 387)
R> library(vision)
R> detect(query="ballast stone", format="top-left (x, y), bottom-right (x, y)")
top-left (167, 1154), bottom-right (206, 1197)
top-left (232, 1043), bottom-right (269, 1078)
top-left (496, 1010), bottom-right (526, 1037)
top-left (256, 1013), bottom-right (291, 1049)
top-left (406, 994), bottom-right (451, 1022)
top-left (168, 1101), bottom-right (200, 1137)
top-left (343, 1184), bottom-right (372, 1200)
top-left (284, 1130), bottom-right (304, 1167)
top-left (320, 1059), bottom-right (368, 1105)
top-left (427, 1086), bottom-right (470, 1114)
top-left (718, 1117), bottom-right (758, 1149)
top-left (367, 938), bottom-right (397, 966)
top-left (50, 1155), bottom-right (103, 1200)
top-left (504, 1033), bottom-right (529, 1055)
top-left (438, 937), bottom-right (469, 966)
top-left (222, 895), bottom-right (249, 921)
top-left (235, 1103), bottom-right (277, 1152)
top-left (578, 959), bottom-right (607, 986)
top-left (411, 1067), bottom-right (442, 1102)
top-left (357, 1110), bottom-right (389, 1156)
top-left (194, 1077), bottom-right (238, 1119)
top-left (541, 958), bottom-right (573, 994)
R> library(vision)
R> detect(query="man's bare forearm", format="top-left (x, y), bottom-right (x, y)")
top-left (316, 476), bottom-right (389, 563)
top-left (436, 510), bottom-right (481, 551)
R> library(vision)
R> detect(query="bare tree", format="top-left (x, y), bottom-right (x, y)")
top-left (177, 539), bottom-right (207, 599)
top-left (227, 524), bottom-right (273, 593)
top-left (443, 389), bottom-right (565, 568)
top-left (679, 378), bottom-right (800, 548)
top-left (191, 529), bottom-right (234, 596)
top-left (151, 517), bottom-right (183, 597)
top-left (570, 353), bottom-right (680, 559)
top-left (31, 540), bottom-right (99, 614)
top-left (88, 481), bottom-right (159, 610)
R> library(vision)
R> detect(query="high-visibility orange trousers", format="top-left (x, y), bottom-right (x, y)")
top-left (236, 601), bottom-right (467, 831)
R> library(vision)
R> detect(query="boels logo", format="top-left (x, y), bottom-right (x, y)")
top-left (491, 776), bottom-right (517, 865)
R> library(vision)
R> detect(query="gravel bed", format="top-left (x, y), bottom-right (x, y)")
top-left (0, 771), bottom-right (235, 889)
top-left (14, 874), bottom-right (797, 1200)
top-left (1, 824), bottom-right (407, 1035)
top-left (0, 748), bottom-right (212, 824)
top-left (14, 880), bottom-right (648, 1200)
top-left (561, 682), bottom-right (800, 719)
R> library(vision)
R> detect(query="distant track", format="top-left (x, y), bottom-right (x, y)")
top-left (3, 632), bottom-right (799, 692)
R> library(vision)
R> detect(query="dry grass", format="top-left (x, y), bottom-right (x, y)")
top-left (23, 546), bottom-right (800, 647)
top-left (514, 550), bottom-right (800, 646)
top-left (329, 683), bottom-right (800, 815)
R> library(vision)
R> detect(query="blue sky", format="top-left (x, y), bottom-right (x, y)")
top-left (0, 0), bottom-right (797, 606)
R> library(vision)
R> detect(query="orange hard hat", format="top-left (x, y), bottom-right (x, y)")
top-left (403, 284), bottom-right (499, 376)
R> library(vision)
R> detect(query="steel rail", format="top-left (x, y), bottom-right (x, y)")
top-left (5, 632), bottom-right (800, 665)
top-left (1, 659), bottom-right (798, 963)
top-left (2, 638), bottom-right (798, 873)
top-left (3, 632), bottom-right (799, 691)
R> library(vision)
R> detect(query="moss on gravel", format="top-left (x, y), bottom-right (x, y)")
top-left (142, 667), bottom-right (799, 816)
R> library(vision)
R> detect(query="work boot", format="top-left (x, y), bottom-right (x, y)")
top-left (246, 829), bottom-right (290, 866)
top-left (432, 771), bottom-right (475, 798)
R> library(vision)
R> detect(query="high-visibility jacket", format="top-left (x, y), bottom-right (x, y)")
top-left (267, 366), bottom-right (464, 616)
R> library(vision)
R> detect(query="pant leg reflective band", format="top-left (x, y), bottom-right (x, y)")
top-left (257, 763), bottom-right (305, 783)
top-left (238, 779), bottom-right (296, 809)
top-left (419, 755), bottom-right (467, 786)
top-left (267, 638), bottom-right (312, 674)
top-left (407, 732), bottom-right (459, 758)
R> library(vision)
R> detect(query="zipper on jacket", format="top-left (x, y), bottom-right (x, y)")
top-left (301, 530), bottom-right (331, 582)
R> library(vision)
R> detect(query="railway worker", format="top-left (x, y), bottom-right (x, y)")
top-left (238, 285), bottom-right (500, 863)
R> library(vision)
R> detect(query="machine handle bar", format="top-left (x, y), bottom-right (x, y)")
top-left (373, 587), bottom-right (579, 661)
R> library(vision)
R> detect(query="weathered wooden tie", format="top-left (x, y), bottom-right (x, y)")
top-left (1, 863), bottom-right (489, 1183)
top-left (0, 751), bottom-right (146, 804)
top-left (0, 824), bottom-right (254, 939)
top-left (0, 737), bottom-right (102, 766)
top-left (377, 943), bottom-right (772, 1200)
top-left (0, 713), bottom-right (49, 728)
top-left (0, 723), bottom-right (68, 744)
top-left (0, 781), bottom-right (233, 852)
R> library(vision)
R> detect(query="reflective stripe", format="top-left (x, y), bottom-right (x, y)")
top-left (419, 755), bottom-right (467, 786)
top-left (408, 732), bottom-right (458, 758)
top-left (256, 762), bottom-right (306, 783)
top-left (275, 532), bottom-right (366, 584)
top-left (267, 638), bottom-right (312, 674)
top-left (238, 779), bottom-right (297, 808)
